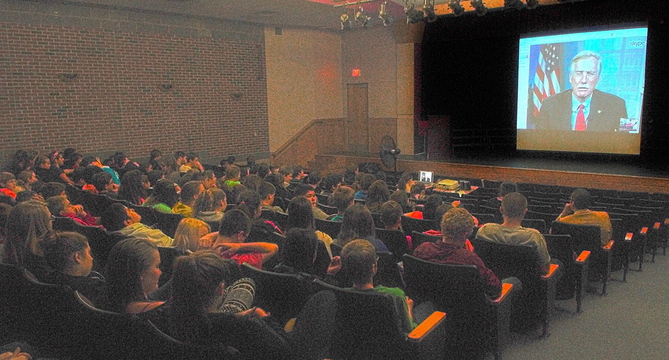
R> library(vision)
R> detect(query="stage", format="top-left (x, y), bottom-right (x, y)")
top-left (314, 152), bottom-right (669, 195)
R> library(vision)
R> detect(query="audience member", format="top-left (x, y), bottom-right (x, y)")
top-left (91, 172), bottom-right (119, 197)
top-left (117, 170), bottom-right (147, 205)
top-left (39, 182), bottom-right (66, 200)
top-left (46, 195), bottom-right (98, 227)
top-left (149, 149), bottom-right (163, 171)
top-left (200, 209), bottom-right (278, 269)
top-left (286, 196), bottom-right (333, 258)
top-left (354, 174), bottom-right (375, 201)
top-left (172, 180), bottom-right (204, 218)
top-left (42, 231), bottom-right (105, 305)
top-left (364, 180), bottom-right (390, 213)
top-left (294, 183), bottom-right (328, 220)
top-left (144, 179), bottom-right (180, 213)
top-left (397, 172), bottom-right (415, 193)
top-left (173, 218), bottom-right (212, 253)
top-left (259, 181), bottom-right (284, 214)
top-left (0, 173), bottom-right (18, 199)
top-left (2, 200), bottom-right (54, 280)
top-left (101, 203), bottom-right (172, 246)
top-left (321, 173), bottom-right (343, 195)
top-left (16, 170), bottom-right (38, 192)
top-left (104, 238), bottom-right (164, 313)
top-left (334, 204), bottom-right (389, 252)
top-left (556, 188), bottom-right (612, 247)
top-left (485, 181), bottom-right (518, 208)
top-left (413, 207), bottom-right (502, 297)
top-left (200, 170), bottom-right (217, 190)
top-left (390, 189), bottom-right (414, 213)
top-left (140, 250), bottom-right (337, 360)
top-left (193, 188), bottom-right (227, 223)
top-left (341, 239), bottom-right (415, 332)
top-left (327, 186), bottom-right (354, 222)
top-left (476, 192), bottom-right (551, 272)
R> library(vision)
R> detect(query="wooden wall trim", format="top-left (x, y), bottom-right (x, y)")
top-left (313, 154), bottom-right (669, 194)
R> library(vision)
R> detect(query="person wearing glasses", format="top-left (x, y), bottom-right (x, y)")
top-left (536, 50), bottom-right (627, 132)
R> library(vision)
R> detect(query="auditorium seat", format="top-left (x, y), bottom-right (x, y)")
top-left (403, 254), bottom-right (517, 360)
top-left (240, 263), bottom-right (316, 325)
top-left (471, 238), bottom-right (560, 336)
top-left (550, 221), bottom-right (613, 295)
top-left (544, 234), bottom-right (590, 313)
top-left (313, 279), bottom-right (447, 360)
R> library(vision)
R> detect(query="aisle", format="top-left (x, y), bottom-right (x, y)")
top-left (500, 252), bottom-right (669, 359)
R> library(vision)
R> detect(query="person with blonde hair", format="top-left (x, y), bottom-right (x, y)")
top-left (173, 218), bottom-right (212, 253)
top-left (2, 200), bottom-right (53, 280)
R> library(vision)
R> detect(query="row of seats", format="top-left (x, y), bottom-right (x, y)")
top-left (0, 263), bottom-right (239, 359)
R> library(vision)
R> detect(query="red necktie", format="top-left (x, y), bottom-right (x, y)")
top-left (575, 104), bottom-right (586, 131)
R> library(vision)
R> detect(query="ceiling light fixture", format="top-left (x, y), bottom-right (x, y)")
top-left (405, 0), bottom-right (425, 23)
top-left (446, 0), bottom-right (464, 16)
top-left (379, 1), bottom-right (393, 26)
top-left (355, 6), bottom-right (372, 27)
top-left (504, 0), bottom-right (525, 10)
top-left (470, 0), bottom-right (488, 16)
top-left (424, 0), bottom-right (439, 21)
top-left (341, 13), bottom-right (352, 31)
top-left (526, 0), bottom-right (539, 9)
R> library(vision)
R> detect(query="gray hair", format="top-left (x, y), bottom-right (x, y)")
top-left (569, 50), bottom-right (602, 76)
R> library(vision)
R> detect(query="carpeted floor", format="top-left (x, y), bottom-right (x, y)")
top-left (497, 251), bottom-right (669, 360)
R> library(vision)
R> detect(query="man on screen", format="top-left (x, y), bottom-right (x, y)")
top-left (536, 50), bottom-right (627, 132)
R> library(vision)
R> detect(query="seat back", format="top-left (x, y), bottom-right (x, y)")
top-left (411, 231), bottom-right (441, 249)
top-left (65, 184), bottom-right (87, 204)
top-left (544, 234), bottom-right (577, 299)
top-left (52, 215), bottom-right (78, 231)
top-left (158, 246), bottom-right (185, 286)
top-left (317, 203), bottom-right (338, 215)
top-left (375, 228), bottom-right (410, 262)
top-left (240, 263), bottom-right (315, 325)
top-left (78, 191), bottom-right (114, 217)
top-left (521, 218), bottom-right (547, 234)
top-left (154, 211), bottom-right (184, 238)
top-left (314, 218), bottom-right (342, 239)
top-left (128, 203), bottom-right (158, 226)
top-left (471, 238), bottom-right (547, 332)
top-left (71, 222), bottom-right (127, 272)
top-left (261, 210), bottom-right (288, 230)
top-left (471, 212), bottom-right (497, 225)
top-left (550, 221), bottom-right (601, 254)
top-left (313, 279), bottom-right (415, 360)
top-left (403, 254), bottom-right (487, 309)
top-left (525, 210), bottom-right (560, 227)
top-left (401, 216), bottom-right (437, 236)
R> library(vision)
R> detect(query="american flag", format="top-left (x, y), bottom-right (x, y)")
top-left (532, 44), bottom-right (564, 118)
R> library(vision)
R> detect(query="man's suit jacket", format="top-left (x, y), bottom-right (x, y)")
top-left (536, 89), bottom-right (627, 131)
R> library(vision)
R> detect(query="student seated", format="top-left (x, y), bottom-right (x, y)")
top-left (173, 218), bottom-right (212, 253)
top-left (200, 209), bottom-right (278, 269)
top-left (193, 188), bottom-right (227, 223)
top-left (334, 204), bottom-right (389, 252)
top-left (101, 203), bottom-right (173, 246)
top-left (143, 178), bottom-right (180, 213)
top-left (104, 238), bottom-right (164, 313)
top-left (340, 239), bottom-right (416, 332)
top-left (327, 186), bottom-right (354, 222)
top-left (46, 195), bottom-right (98, 227)
top-left (42, 231), bottom-right (105, 305)
top-left (139, 250), bottom-right (338, 360)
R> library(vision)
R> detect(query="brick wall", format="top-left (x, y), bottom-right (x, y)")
top-left (0, 3), bottom-right (269, 163)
